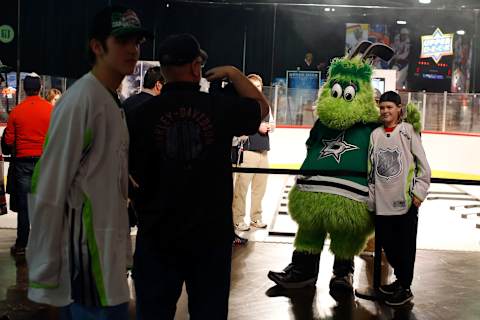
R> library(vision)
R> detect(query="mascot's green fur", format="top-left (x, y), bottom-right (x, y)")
top-left (288, 56), bottom-right (378, 259)
top-left (288, 56), bottom-right (421, 259)
top-left (268, 42), bottom-right (421, 291)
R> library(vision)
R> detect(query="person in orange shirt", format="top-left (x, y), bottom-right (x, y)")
top-left (4, 73), bottom-right (53, 256)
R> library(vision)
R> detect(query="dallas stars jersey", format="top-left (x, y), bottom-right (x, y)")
top-left (296, 120), bottom-right (377, 202)
top-left (367, 122), bottom-right (431, 215)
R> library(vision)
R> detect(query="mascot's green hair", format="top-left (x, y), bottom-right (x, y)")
top-left (317, 56), bottom-right (379, 130)
top-left (328, 56), bottom-right (372, 83)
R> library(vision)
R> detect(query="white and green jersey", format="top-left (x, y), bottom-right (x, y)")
top-left (26, 72), bottom-right (130, 307)
top-left (368, 122), bottom-right (431, 216)
top-left (296, 120), bottom-right (377, 202)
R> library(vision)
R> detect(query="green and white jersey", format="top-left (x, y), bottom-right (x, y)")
top-left (368, 122), bottom-right (431, 215)
top-left (296, 120), bottom-right (377, 202)
top-left (26, 72), bottom-right (130, 307)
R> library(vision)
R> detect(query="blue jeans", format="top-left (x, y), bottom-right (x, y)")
top-left (133, 235), bottom-right (232, 320)
top-left (13, 159), bottom-right (36, 248)
top-left (60, 302), bottom-right (129, 320)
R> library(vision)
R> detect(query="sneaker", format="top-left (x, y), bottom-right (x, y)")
top-left (10, 245), bottom-right (26, 256)
top-left (267, 267), bottom-right (317, 289)
top-left (235, 222), bottom-right (250, 231)
top-left (250, 220), bottom-right (267, 228)
top-left (233, 234), bottom-right (248, 246)
top-left (379, 280), bottom-right (401, 296)
top-left (329, 273), bottom-right (354, 292)
top-left (384, 285), bottom-right (414, 306)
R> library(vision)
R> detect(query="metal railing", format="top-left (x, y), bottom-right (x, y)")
top-left (266, 85), bottom-right (480, 134)
top-left (3, 79), bottom-right (480, 134)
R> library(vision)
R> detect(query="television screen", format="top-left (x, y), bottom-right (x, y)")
top-left (372, 77), bottom-right (385, 94)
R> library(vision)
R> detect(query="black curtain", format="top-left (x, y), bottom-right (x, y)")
top-left (273, 6), bottom-right (345, 80)
top-left (15, 0), bottom-right (156, 79)
top-left (3, 0), bottom-right (480, 93)
top-left (156, 3), bottom-right (245, 72)
top-left (0, 1), bottom-right (18, 69)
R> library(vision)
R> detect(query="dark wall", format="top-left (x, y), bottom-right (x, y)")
top-left (156, 3), bottom-right (245, 71)
top-left (3, 1), bottom-right (480, 92)
top-left (6, 0), bottom-right (157, 79)
top-left (0, 1), bottom-right (18, 69)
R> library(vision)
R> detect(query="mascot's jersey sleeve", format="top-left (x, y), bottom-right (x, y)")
top-left (297, 120), bottom-right (376, 202)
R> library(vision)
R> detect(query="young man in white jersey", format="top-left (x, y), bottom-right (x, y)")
top-left (26, 6), bottom-right (151, 319)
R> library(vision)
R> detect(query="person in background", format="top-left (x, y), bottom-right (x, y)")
top-left (0, 143), bottom-right (7, 216)
top-left (25, 6), bottom-right (151, 319)
top-left (390, 28), bottom-right (411, 90)
top-left (368, 91), bottom-right (431, 306)
top-left (45, 88), bottom-right (62, 106)
top-left (4, 73), bottom-right (53, 256)
top-left (122, 66), bottom-right (164, 114)
top-left (232, 73), bottom-right (272, 231)
top-left (301, 52), bottom-right (317, 71)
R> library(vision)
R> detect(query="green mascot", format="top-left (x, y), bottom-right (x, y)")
top-left (268, 42), bottom-right (400, 294)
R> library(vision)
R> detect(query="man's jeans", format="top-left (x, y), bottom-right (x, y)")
top-left (13, 159), bottom-right (36, 248)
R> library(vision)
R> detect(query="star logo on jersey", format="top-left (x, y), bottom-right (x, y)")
top-left (318, 132), bottom-right (359, 163)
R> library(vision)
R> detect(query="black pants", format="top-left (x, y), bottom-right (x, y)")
top-left (133, 236), bottom-right (232, 320)
top-left (376, 205), bottom-right (418, 289)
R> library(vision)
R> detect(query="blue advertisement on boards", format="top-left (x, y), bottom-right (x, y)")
top-left (287, 71), bottom-right (321, 90)
top-left (285, 71), bottom-right (321, 125)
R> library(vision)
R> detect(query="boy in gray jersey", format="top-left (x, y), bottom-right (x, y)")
top-left (368, 91), bottom-right (431, 306)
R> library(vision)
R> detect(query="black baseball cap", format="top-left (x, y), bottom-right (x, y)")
top-left (158, 34), bottom-right (208, 66)
top-left (90, 6), bottom-right (153, 40)
top-left (23, 73), bottom-right (41, 91)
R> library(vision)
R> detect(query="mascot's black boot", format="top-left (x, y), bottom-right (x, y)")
top-left (329, 257), bottom-right (354, 293)
top-left (268, 251), bottom-right (320, 289)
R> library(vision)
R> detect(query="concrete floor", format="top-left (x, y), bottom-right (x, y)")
top-left (1, 229), bottom-right (480, 320)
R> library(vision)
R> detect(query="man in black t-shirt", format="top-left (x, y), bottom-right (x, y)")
top-left (128, 33), bottom-right (269, 320)
top-left (122, 66), bottom-right (164, 114)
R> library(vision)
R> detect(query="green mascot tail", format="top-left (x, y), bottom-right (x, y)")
top-left (405, 102), bottom-right (422, 133)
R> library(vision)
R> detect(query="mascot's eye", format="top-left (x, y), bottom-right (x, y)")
top-left (331, 83), bottom-right (343, 98)
top-left (343, 86), bottom-right (356, 101)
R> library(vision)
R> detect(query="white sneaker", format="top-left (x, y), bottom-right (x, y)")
top-left (235, 222), bottom-right (250, 231)
top-left (250, 220), bottom-right (267, 228)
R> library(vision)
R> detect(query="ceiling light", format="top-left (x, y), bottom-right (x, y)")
top-left (332, 8), bottom-right (336, 12)
top-left (324, 8), bottom-right (331, 12)
top-left (397, 20), bottom-right (407, 25)
top-left (419, 0), bottom-right (431, 4)
top-left (456, 30), bottom-right (466, 35)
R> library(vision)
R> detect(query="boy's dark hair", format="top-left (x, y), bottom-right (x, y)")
top-left (379, 90), bottom-right (401, 106)
top-left (143, 66), bottom-right (164, 89)
top-left (87, 38), bottom-right (108, 66)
